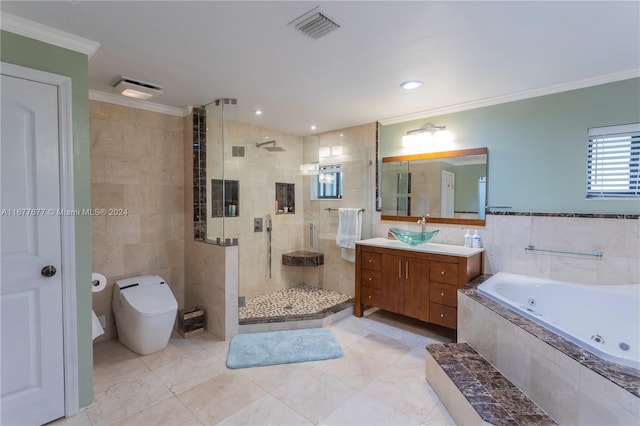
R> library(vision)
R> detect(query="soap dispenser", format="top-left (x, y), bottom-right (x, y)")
top-left (472, 230), bottom-right (482, 248)
top-left (464, 229), bottom-right (472, 247)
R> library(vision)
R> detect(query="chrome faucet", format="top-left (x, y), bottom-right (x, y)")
top-left (417, 214), bottom-right (429, 233)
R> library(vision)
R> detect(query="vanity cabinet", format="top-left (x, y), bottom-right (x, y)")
top-left (355, 240), bottom-right (483, 329)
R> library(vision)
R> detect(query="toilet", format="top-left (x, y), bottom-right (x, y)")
top-left (112, 275), bottom-right (178, 355)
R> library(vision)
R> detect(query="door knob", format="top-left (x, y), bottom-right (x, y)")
top-left (41, 265), bottom-right (57, 277)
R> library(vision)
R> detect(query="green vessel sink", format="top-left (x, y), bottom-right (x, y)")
top-left (389, 228), bottom-right (439, 246)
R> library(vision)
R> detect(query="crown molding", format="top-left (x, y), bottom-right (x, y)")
top-left (0, 12), bottom-right (101, 57)
top-left (378, 69), bottom-right (640, 125)
top-left (89, 90), bottom-right (188, 117)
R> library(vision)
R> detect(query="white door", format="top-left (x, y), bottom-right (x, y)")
top-left (1, 74), bottom-right (65, 425)
top-left (440, 170), bottom-right (455, 218)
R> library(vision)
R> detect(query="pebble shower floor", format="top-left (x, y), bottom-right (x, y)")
top-left (238, 284), bottom-right (352, 320)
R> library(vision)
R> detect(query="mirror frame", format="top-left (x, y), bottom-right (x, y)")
top-left (380, 147), bottom-right (488, 226)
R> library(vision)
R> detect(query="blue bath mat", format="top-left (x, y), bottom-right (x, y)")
top-left (226, 328), bottom-right (343, 369)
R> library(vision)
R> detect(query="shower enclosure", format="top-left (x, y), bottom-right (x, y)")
top-left (195, 99), bottom-right (372, 329)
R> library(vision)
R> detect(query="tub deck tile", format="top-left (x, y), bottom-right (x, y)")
top-left (426, 342), bottom-right (557, 426)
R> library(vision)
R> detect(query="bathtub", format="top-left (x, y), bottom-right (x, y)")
top-left (478, 272), bottom-right (640, 370)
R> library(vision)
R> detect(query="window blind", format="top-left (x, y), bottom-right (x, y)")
top-left (586, 123), bottom-right (640, 199)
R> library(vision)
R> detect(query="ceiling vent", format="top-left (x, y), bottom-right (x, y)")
top-left (288, 6), bottom-right (342, 39)
top-left (112, 76), bottom-right (163, 100)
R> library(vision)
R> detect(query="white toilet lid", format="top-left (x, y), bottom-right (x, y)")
top-left (121, 283), bottom-right (177, 317)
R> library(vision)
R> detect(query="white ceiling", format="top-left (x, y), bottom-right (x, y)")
top-left (2, 1), bottom-right (639, 135)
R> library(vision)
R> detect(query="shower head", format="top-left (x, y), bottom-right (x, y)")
top-left (256, 140), bottom-right (285, 152)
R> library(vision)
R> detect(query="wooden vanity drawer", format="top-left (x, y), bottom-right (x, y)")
top-left (361, 251), bottom-right (382, 271)
top-left (429, 303), bottom-right (457, 329)
top-left (429, 282), bottom-right (457, 307)
top-left (361, 270), bottom-right (382, 290)
top-left (430, 261), bottom-right (458, 285)
top-left (361, 287), bottom-right (382, 308)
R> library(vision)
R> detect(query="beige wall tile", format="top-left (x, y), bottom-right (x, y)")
top-left (92, 245), bottom-right (125, 278)
top-left (105, 214), bottom-right (141, 246)
top-left (103, 102), bottom-right (138, 125)
top-left (91, 100), bottom-right (186, 325)
top-left (91, 183), bottom-right (125, 210)
top-left (92, 215), bottom-right (107, 248)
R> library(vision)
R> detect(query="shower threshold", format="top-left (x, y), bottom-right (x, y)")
top-left (238, 284), bottom-right (353, 325)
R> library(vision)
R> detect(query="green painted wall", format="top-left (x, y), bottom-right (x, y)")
top-left (380, 78), bottom-right (640, 214)
top-left (1, 30), bottom-right (93, 408)
top-left (454, 163), bottom-right (485, 213)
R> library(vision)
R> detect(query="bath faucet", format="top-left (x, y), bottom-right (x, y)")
top-left (417, 214), bottom-right (429, 233)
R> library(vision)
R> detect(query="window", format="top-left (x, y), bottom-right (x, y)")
top-left (586, 123), bottom-right (639, 199)
top-left (312, 164), bottom-right (343, 199)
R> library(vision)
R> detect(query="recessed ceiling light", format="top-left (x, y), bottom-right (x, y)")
top-left (310, 125), bottom-right (317, 131)
top-left (400, 80), bottom-right (423, 90)
top-left (255, 110), bottom-right (262, 115)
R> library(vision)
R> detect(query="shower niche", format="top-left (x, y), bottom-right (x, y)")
top-left (211, 179), bottom-right (239, 217)
top-left (275, 182), bottom-right (295, 214)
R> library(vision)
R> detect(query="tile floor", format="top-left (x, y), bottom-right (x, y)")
top-left (53, 310), bottom-right (457, 426)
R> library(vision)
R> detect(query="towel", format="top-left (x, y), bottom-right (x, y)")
top-left (336, 208), bottom-right (362, 262)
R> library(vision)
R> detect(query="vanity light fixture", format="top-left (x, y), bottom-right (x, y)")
top-left (400, 80), bottom-right (423, 90)
top-left (112, 76), bottom-right (163, 100)
top-left (406, 124), bottom-right (446, 135)
top-left (402, 124), bottom-right (452, 148)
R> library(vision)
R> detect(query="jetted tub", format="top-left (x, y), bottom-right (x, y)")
top-left (478, 272), bottom-right (640, 370)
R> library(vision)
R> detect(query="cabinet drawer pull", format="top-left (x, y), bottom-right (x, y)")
top-left (440, 313), bottom-right (445, 318)
top-left (368, 259), bottom-right (373, 263)
top-left (440, 292), bottom-right (445, 296)
top-left (441, 271), bottom-right (445, 275)
top-left (368, 295), bottom-right (372, 299)
top-left (368, 277), bottom-right (372, 281)
top-left (405, 261), bottom-right (408, 279)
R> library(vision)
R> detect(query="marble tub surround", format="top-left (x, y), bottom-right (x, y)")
top-left (458, 279), bottom-right (640, 425)
top-left (425, 343), bottom-right (557, 425)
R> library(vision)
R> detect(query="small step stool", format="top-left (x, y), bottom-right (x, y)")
top-left (177, 306), bottom-right (205, 338)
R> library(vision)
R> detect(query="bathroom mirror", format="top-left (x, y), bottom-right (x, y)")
top-left (380, 148), bottom-right (488, 226)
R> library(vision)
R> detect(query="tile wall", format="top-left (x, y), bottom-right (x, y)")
top-left (90, 101), bottom-right (185, 342)
top-left (375, 214), bottom-right (640, 285)
top-left (184, 113), bottom-right (238, 339)
top-left (304, 123), bottom-right (377, 297)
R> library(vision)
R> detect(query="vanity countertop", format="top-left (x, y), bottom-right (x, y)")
top-left (356, 237), bottom-right (484, 257)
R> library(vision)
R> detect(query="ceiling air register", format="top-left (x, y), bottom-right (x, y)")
top-left (288, 6), bottom-right (342, 39)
